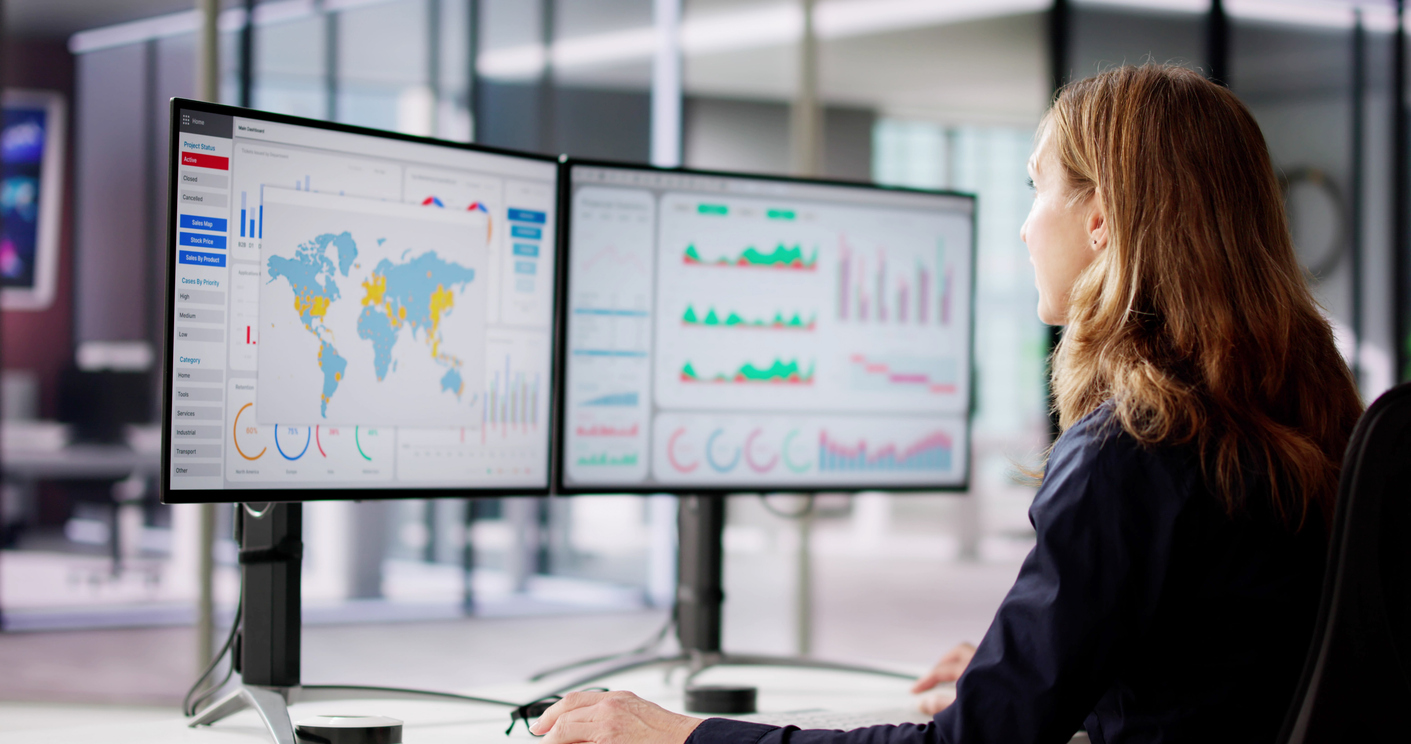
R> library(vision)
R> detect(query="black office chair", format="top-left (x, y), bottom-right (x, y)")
top-left (1278, 382), bottom-right (1411, 743)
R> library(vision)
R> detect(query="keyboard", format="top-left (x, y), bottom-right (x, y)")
top-left (733, 708), bottom-right (932, 730)
top-left (734, 710), bottom-right (1092, 742)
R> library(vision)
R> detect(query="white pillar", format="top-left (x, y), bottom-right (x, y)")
top-left (646, 494), bottom-right (677, 608)
top-left (789, 0), bottom-right (822, 177)
top-left (651, 0), bottom-right (683, 168)
top-left (194, 0), bottom-right (220, 671)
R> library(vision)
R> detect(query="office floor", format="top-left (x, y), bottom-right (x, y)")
top-left (0, 545), bottom-right (1026, 717)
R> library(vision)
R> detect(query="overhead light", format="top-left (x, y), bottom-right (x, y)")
top-left (476, 0), bottom-right (1052, 80)
top-left (253, 0), bottom-right (319, 26)
top-left (556, 27), bottom-right (659, 68)
top-left (680, 4), bottom-right (803, 55)
top-left (478, 4), bottom-right (806, 80)
top-left (1226, 0), bottom-right (1355, 29)
top-left (70, 0), bottom-right (316, 54)
top-left (477, 44), bottom-right (548, 80)
top-left (815, 0), bottom-right (1050, 38)
top-left (70, 11), bottom-right (200, 53)
top-left (1074, 0), bottom-right (1209, 14)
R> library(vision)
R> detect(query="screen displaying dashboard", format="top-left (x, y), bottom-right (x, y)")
top-left (164, 102), bottom-right (557, 498)
top-left (559, 164), bottom-right (974, 492)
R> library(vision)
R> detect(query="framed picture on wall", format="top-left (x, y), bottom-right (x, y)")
top-left (2, 89), bottom-right (66, 311)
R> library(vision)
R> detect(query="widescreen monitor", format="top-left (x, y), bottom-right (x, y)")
top-left (556, 162), bottom-right (974, 493)
top-left (162, 100), bottom-right (559, 502)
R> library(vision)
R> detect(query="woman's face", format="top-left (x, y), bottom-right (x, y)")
top-left (1020, 130), bottom-right (1106, 325)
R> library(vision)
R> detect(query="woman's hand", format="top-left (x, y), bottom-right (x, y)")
top-left (911, 642), bottom-right (975, 715)
top-left (531, 690), bottom-right (704, 744)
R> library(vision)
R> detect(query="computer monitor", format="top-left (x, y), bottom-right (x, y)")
top-left (2, 89), bottom-right (66, 311)
top-left (161, 100), bottom-right (560, 502)
top-left (556, 161), bottom-right (974, 494)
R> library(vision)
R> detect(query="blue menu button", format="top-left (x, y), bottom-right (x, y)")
top-left (179, 250), bottom-right (227, 267)
top-left (179, 215), bottom-right (228, 232)
top-left (508, 208), bottom-right (546, 224)
top-left (179, 232), bottom-right (227, 249)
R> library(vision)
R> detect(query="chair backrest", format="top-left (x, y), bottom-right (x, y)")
top-left (1279, 382), bottom-right (1411, 743)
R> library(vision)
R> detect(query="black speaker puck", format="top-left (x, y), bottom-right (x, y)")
top-left (294, 715), bottom-right (402, 744)
top-left (685, 685), bottom-right (758, 714)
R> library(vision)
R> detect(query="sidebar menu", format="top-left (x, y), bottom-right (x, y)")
top-left (169, 110), bottom-right (233, 488)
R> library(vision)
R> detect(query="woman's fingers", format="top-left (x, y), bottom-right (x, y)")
top-left (917, 688), bottom-right (958, 717)
top-left (911, 642), bottom-right (977, 693)
top-left (530, 690), bottom-right (703, 744)
top-left (910, 670), bottom-right (942, 694)
top-left (540, 716), bottom-right (596, 744)
top-left (532, 691), bottom-right (613, 736)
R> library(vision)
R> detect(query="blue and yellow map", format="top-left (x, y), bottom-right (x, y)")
top-left (266, 231), bottom-right (358, 416)
top-left (357, 252), bottom-right (477, 397)
top-left (266, 232), bottom-right (477, 418)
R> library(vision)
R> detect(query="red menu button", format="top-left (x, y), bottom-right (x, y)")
top-left (181, 152), bottom-right (229, 170)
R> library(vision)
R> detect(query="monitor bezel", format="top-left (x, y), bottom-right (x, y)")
top-left (552, 157), bottom-right (978, 496)
top-left (161, 97), bottom-right (562, 504)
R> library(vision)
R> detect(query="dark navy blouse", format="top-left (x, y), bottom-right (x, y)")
top-left (686, 403), bottom-right (1327, 744)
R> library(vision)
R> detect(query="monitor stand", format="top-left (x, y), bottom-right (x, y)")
top-left (188, 503), bottom-right (515, 744)
top-left (540, 494), bottom-right (913, 695)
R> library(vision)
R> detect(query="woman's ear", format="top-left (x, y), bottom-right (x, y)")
top-left (1086, 196), bottom-right (1108, 252)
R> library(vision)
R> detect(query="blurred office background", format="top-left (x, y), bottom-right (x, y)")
top-left (1, 0), bottom-right (1406, 707)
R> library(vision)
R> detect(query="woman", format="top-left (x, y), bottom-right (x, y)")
top-left (529, 65), bottom-right (1363, 744)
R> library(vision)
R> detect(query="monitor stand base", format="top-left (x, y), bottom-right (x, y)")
top-left (195, 506), bottom-right (522, 744)
top-left (190, 684), bottom-right (514, 744)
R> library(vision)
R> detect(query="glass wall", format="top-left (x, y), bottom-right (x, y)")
top-left (2, 0), bottom-right (663, 632)
top-left (252, 11), bottom-right (329, 120)
top-left (8, 0), bottom-right (1403, 660)
top-left (1064, 0), bottom-right (1399, 400)
top-left (1230, 6), bottom-right (1398, 396)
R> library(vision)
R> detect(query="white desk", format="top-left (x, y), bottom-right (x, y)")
top-left (8, 664), bottom-right (940, 744)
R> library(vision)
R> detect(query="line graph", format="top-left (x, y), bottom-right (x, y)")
top-left (577, 451), bottom-right (639, 467)
top-left (682, 305), bottom-right (816, 331)
top-left (680, 358), bottom-right (815, 385)
top-left (576, 422), bottom-right (640, 438)
top-left (848, 353), bottom-right (958, 395)
top-left (583, 391), bottom-right (640, 407)
top-left (683, 243), bottom-right (819, 270)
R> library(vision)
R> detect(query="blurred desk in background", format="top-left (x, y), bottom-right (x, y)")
top-left (3, 442), bottom-right (160, 480)
top-left (2, 421), bottom-right (162, 573)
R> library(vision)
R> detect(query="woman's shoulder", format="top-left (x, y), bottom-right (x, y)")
top-left (1054, 399), bottom-right (1195, 466)
top-left (1052, 401), bottom-right (1147, 469)
top-left (1038, 400), bottom-right (1202, 519)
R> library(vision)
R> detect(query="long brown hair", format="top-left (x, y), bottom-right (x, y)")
top-left (1043, 65), bottom-right (1362, 529)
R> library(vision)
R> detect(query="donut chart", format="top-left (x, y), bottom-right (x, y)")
top-left (355, 427), bottom-right (376, 461)
top-left (705, 429), bottom-right (741, 473)
top-left (652, 415), bottom-right (962, 486)
top-left (274, 425), bottom-right (311, 461)
top-left (232, 403), bottom-right (267, 461)
top-left (744, 428), bottom-right (778, 473)
top-left (782, 429), bottom-right (811, 473)
top-left (666, 427), bottom-right (698, 473)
